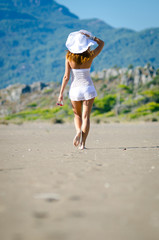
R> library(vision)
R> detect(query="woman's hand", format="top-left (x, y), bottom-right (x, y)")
top-left (80, 32), bottom-right (90, 38)
top-left (58, 93), bottom-right (63, 102)
top-left (80, 31), bottom-right (96, 41)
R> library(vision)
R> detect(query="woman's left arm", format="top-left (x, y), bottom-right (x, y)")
top-left (58, 58), bottom-right (71, 102)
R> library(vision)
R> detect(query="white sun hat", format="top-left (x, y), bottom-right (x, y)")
top-left (65, 29), bottom-right (96, 54)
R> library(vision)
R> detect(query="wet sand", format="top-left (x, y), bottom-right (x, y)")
top-left (0, 122), bottom-right (159, 240)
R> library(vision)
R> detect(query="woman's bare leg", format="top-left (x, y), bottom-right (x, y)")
top-left (80, 98), bottom-right (95, 149)
top-left (71, 100), bottom-right (82, 146)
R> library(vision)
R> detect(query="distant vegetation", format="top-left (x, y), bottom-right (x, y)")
top-left (0, 65), bottom-right (159, 124)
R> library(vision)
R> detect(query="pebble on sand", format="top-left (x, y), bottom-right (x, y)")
top-left (104, 183), bottom-right (110, 189)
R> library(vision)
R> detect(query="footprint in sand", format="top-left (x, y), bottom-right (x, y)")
top-left (34, 193), bottom-right (60, 202)
top-left (69, 195), bottom-right (81, 201)
top-left (69, 210), bottom-right (86, 218)
top-left (33, 211), bottom-right (49, 219)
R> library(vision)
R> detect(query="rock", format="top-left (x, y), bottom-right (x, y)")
top-left (10, 89), bottom-right (21, 101)
top-left (21, 85), bottom-right (31, 94)
top-left (30, 82), bottom-right (48, 92)
top-left (118, 68), bottom-right (127, 75)
top-left (141, 74), bottom-right (152, 84)
top-left (144, 63), bottom-right (150, 70)
top-left (104, 182), bottom-right (110, 188)
top-left (128, 69), bottom-right (134, 76)
top-left (105, 68), bottom-right (119, 79)
top-left (97, 71), bottom-right (105, 79)
top-left (91, 71), bottom-right (97, 78)
top-left (0, 108), bottom-right (10, 117)
top-left (0, 100), bottom-right (6, 105)
top-left (149, 66), bottom-right (155, 76)
top-left (134, 67), bottom-right (142, 76)
top-left (6, 86), bottom-right (23, 101)
top-left (4, 84), bottom-right (31, 101)
top-left (147, 75), bottom-right (153, 82)
top-left (121, 75), bottom-right (128, 85)
top-left (141, 75), bottom-right (147, 84)
top-left (134, 75), bottom-right (141, 86)
top-left (143, 64), bottom-right (156, 76)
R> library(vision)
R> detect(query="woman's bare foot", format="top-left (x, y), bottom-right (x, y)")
top-left (73, 131), bottom-right (81, 147)
top-left (78, 144), bottom-right (86, 150)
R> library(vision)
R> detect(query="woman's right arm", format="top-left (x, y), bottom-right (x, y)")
top-left (81, 32), bottom-right (104, 58)
top-left (92, 37), bottom-right (104, 58)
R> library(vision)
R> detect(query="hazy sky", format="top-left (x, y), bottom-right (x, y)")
top-left (56, 0), bottom-right (159, 31)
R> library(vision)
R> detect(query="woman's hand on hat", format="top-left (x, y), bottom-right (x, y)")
top-left (80, 32), bottom-right (90, 38)
top-left (80, 32), bottom-right (96, 41)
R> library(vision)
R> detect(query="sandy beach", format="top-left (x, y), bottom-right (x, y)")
top-left (0, 122), bottom-right (159, 240)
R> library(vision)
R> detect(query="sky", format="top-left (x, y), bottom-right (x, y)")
top-left (56, 0), bottom-right (159, 31)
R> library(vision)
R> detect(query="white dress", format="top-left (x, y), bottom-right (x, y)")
top-left (69, 68), bottom-right (97, 101)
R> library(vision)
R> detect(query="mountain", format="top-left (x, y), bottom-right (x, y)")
top-left (0, 0), bottom-right (159, 89)
top-left (0, 0), bottom-right (78, 20)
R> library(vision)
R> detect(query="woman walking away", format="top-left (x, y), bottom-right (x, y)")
top-left (58, 30), bottom-right (104, 149)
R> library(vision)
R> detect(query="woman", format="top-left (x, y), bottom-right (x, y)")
top-left (58, 30), bottom-right (104, 149)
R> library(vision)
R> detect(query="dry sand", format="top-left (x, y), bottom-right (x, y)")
top-left (0, 122), bottom-right (159, 240)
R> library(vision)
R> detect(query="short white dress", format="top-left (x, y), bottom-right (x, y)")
top-left (69, 68), bottom-right (97, 101)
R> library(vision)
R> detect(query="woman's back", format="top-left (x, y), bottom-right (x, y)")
top-left (68, 57), bottom-right (93, 69)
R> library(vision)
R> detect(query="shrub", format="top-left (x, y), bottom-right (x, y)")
top-left (52, 118), bottom-right (64, 124)
top-left (100, 84), bottom-right (107, 91)
top-left (4, 105), bottom-right (74, 122)
top-left (108, 75), bottom-right (118, 81)
top-left (43, 89), bottom-right (53, 94)
top-left (105, 111), bottom-right (116, 117)
top-left (146, 75), bottom-right (159, 86)
top-left (128, 112), bottom-right (149, 119)
top-left (93, 94), bottom-right (117, 114)
top-left (118, 84), bottom-right (133, 93)
top-left (91, 110), bottom-right (102, 117)
top-left (93, 118), bottom-right (101, 124)
top-left (151, 118), bottom-right (158, 122)
top-left (136, 102), bottom-right (159, 113)
top-left (128, 64), bottom-right (134, 69)
top-left (27, 102), bottom-right (37, 108)
top-left (127, 102), bottom-right (159, 119)
top-left (119, 107), bottom-right (131, 114)
top-left (141, 90), bottom-right (159, 103)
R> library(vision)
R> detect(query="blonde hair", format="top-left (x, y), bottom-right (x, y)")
top-left (66, 49), bottom-right (94, 65)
